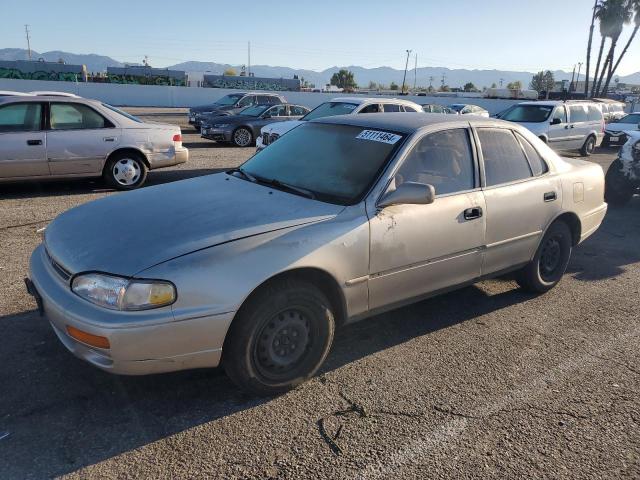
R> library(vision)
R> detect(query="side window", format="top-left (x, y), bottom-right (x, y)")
top-left (515, 132), bottom-right (548, 176)
top-left (402, 105), bottom-right (419, 112)
top-left (461, 106), bottom-right (472, 114)
top-left (290, 105), bottom-right (308, 116)
top-left (478, 128), bottom-right (532, 186)
top-left (50, 103), bottom-right (109, 130)
top-left (568, 105), bottom-right (588, 123)
top-left (237, 96), bottom-right (255, 107)
top-left (395, 128), bottom-right (475, 196)
top-left (0, 103), bottom-right (42, 132)
top-left (431, 105), bottom-right (443, 113)
top-left (267, 105), bottom-right (287, 117)
top-left (383, 104), bottom-right (401, 112)
top-left (552, 106), bottom-right (567, 123)
top-left (587, 105), bottom-right (603, 121)
top-left (359, 104), bottom-right (381, 113)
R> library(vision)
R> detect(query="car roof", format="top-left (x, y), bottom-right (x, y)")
top-left (519, 100), bottom-right (600, 107)
top-left (311, 112), bottom-right (503, 133)
top-left (328, 96), bottom-right (420, 106)
top-left (0, 95), bottom-right (100, 106)
top-left (29, 91), bottom-right (80, 97)
top-left (0, 91), bottom-right (34, 97)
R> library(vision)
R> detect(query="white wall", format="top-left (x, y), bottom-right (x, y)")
top-left (0, 78), bottom-right (524, 114)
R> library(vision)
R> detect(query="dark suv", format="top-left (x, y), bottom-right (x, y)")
top-left (188, 92), bottom-right (286, 129)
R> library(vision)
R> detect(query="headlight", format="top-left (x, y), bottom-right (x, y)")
top-left (214, 123), bottom-right (230, 128)
top-left (71, 273), bottom-right (176, 311)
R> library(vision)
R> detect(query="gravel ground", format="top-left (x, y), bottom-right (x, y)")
top-left (0, 109), bottom-right (638, 479)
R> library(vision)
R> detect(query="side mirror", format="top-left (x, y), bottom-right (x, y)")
top-left (550, 118), bottom-right (562, 125)
top-left (378, 182), bottom-right (435, 208)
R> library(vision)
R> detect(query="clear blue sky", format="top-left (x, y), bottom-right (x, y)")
top-left (2, 0), bottom-right (639, 75)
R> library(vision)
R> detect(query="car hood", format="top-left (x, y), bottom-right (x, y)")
top-left (605, 123), bottom-right (638, 134)
top-left (192, 105), bottom-right (233, 114)
top-left (44, 174), bottom-right (343, 277)
top-left (262, 119), bottom-right (304, 135)
top-left (517, 121), bottom-right (547, 134)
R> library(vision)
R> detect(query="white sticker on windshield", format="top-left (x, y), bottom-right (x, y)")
top-left (342, 104), bottom-right (357, 110)
top-left (356, 130), bottom-right (402, 144)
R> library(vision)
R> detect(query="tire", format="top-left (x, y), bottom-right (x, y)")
top-left (103, 151), bottom-right (148, 190)
top-left (580, 135), bottom-right (596, 157)
top-left (516, 221), bottom-right (572, 293)
top-left (232, 127), bottom-right (253, 147)
top-left (605, 159), bottom-right (635, 206)
top-left (223, 278), bottom-right (335, 396)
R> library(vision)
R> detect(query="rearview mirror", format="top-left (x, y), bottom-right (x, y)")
top-left (378, 182), bottom-right (435, 208)
top-left (550, 118), bottom-right (562, 125)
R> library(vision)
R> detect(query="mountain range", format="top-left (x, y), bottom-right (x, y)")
top-left (2, 48), bottom-right (640, 88)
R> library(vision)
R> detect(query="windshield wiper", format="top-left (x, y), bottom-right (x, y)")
top-left (253, 175), bottom-right (316, 200)
top-left (227, 168), bottom-right (256, 182)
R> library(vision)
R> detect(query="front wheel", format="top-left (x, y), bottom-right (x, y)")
top-left (103, 152), bottom-right (148, 190)
top-left (223, 278), bottom-right (335, 396)
top-left (580, 135), bottom-right (596, 157)
top-left (605, 159), bottom-right (635, 206)
top-left (232, 127), bottom-right (253, 147)
top-left (516, 221), bottom-right (572, 293)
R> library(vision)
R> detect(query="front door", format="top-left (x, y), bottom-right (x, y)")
top-left (368, 127), bottom-right (486, 310)
top-left (547, 105), bottom-right (573, 149)
top-left (46, 102), bottom-right (120, 175)
top-left (0, 102), bottom-right (48, 178)
top-left (475, 127), bottom-right (562, 275)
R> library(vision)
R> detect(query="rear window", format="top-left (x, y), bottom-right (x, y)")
top-left (515, 132), bottom-right (548, 176)
top-left (383, 104), bottom-right (401, 112)
top-left (478, 128), bottom-right (532, 186)
top-left (302, 102), bottom-right (358, 121)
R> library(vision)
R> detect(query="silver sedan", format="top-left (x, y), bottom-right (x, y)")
top-left (0, 96), bottom-right (188, 190)
top-left (27, 114), bottom-right (607, 395)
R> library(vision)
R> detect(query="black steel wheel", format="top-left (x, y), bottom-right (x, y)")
top-left (223, 277), bottom-right (335, 396)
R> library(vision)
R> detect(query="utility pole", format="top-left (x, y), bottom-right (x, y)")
top-left (25, 25), bottom-right (32, 60)
top-left (570, 64), bottom-right (576, 92)
top-left (401, 49), bottom-right (412, 94)
top-left (441, 73), bottom-right (446, 89)
top-left (248, 41), bottom-right (251, 77)
top-left (499, 78), bottom-right (504, 87)
top-left (413, 53), bottom-right (417, 91)
top-left (576, 62), bottom-right (583, 92)
top-left (429, 75), bottom-right (434, 90)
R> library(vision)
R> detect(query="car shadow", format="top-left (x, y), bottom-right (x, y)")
top-left (0, 280), bottom-right (536, 479)
top-left (0, 168), bottom-right (224, 200)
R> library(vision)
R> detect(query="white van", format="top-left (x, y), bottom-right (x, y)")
top-left (499, 101), bottom-right (604, 156)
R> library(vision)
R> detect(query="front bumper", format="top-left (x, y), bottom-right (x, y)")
top-left (201, 127), bottom-right (232, 142)
top-left (27, 244), bottom-right (235, 375)
top-left (604, 132), bottom-right (628, 146)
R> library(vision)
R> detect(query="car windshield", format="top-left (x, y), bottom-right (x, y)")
top-left (614, 113), bottom-right (640, 124)
top-left (214, 94), bottom-right (244, 106)
top-left (301, 102), bottom-right (359, 121)
top-left (241, 123), bottom-right (405, 205)
top-left (500, 105), bottom-right (554, 123)
top-left (448, 104), bottom-right (464, 112)
top-left (101, 103), bottom-right (143, 123)
top-left (240, 105), bottom-right (270, 117)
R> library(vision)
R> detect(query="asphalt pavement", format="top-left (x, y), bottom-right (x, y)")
top-left (0, 109), bottom-right (638, 479)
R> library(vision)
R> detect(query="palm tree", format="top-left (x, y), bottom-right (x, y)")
top-left (593, 0), bottom-right (632, 96)
top-left (585, 0), bottom-right (599, 96)
top-left (603, 0), bottom-right (640, 93)
top-left (591, 1), bottom-right (610, 97)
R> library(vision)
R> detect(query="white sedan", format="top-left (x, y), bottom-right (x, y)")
top-left (0, 96), bottom-right (188, 190)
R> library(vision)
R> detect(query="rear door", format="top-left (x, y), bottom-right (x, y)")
top-left (0, 101), bottom-right (48, 178)
top-left (46, 102), bottom-right (120, 175)
top-left (566, 104), bottom-right (590, 149)
top-left (476, 127), bottom-right (561, 274)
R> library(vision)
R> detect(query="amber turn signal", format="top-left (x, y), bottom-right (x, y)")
top-left (66, 325), bottom-right (111, 349)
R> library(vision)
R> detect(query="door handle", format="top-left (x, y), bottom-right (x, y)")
top-left (570, 125), bottom-right (575, 129)
top-left (463, 207), bottom-right (483, 220)
top-left (544, 191), bottom-right (557, 202)
top-left (103, 136), bottom-right (116, 142)
top-left (26, 139), bottom-right (42, 146)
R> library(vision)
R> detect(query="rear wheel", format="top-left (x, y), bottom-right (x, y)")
top-left (223, 278), bottom-right (335, 396)
top-left (516, 221), bottom-right (572, 293)
top-left (103, 151), bottom-right (148, 190)
top-left (605, 159), bottom-right (635, 206)
top-left (580, 135), bottom-right (596, 157)
top-left (232, 127), bottom-right (253, 147)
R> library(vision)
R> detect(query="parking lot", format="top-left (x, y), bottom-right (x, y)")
top-left (1, 108), bottom-right (638, 479)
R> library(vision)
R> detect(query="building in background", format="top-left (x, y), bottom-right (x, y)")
top-left (106, 66), bottom-right (187, 86)
top-left (0, 59), bottom-right (87, 82)
top-left (203, 74), bottom-right (301, 91)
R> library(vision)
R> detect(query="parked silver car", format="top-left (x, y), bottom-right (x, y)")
top-left (499, 101), bottom-right (605, 156)
top-left (27, 114), bottom-right (606, 395)
top-left (0, 96), bottom-right (188, 190)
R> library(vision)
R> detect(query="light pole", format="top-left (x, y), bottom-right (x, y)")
top-left (401, 49), bottom-right (412, 94)
top-left (576, 62), bottom-right (583, 93)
